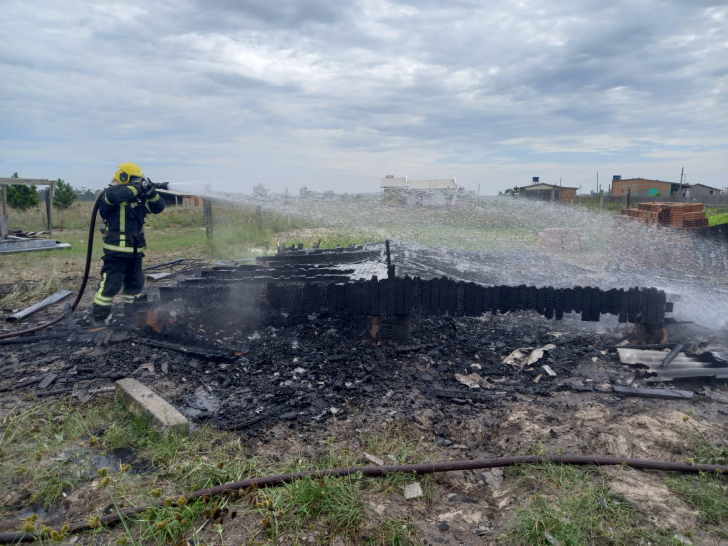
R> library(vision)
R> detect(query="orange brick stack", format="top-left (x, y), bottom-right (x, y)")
top-left (620, 202), bottom-right (709, 230)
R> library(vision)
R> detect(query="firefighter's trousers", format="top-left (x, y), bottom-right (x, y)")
top-left (92, 254), bottom-right (145, 321)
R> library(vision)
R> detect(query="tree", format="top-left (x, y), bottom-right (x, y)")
top-left (7, 173), bottom-right (39, 211)
top-left (299, 186), bottom-right (309, 197)
top-left (503, 186), bottom-right (520, 196)
top-left (75, 187), bottom-right (97, 201)
top-left (52, 179), bottom-right (77, 209)
top-left (252, 183), bottom-right (269, 199)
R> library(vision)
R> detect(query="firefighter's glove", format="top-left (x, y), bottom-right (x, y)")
top-left (141, 178), bottom-right (157, 199)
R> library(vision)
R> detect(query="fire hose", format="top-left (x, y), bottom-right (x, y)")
top-left (1, 455), bottom-right (726, 543)
top-left (0, 182), bottom-right (168, 340)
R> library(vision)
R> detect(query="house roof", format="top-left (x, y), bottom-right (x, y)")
top-left (690, 183), bottom-right (722, 191)
top-left (612, 178), bottom-right (682, 186)
top-left (381, 178), bottom-right (457, 189)
top-left (521, 183), bottom-right (579, 191)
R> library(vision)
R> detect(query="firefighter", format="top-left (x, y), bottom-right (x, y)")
top-left (92, 163), bottom-right (165, 326)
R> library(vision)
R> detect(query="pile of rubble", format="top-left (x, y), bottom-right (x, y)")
top-left (2, 241), bottom-right (726, 434)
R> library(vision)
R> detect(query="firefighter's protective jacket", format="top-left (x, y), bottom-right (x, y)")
top-left (99, 183), bottom-right (165, 257)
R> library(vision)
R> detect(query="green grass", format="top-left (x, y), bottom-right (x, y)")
top-left (708, 213), bottom-right (728, 226)
top-left (1, 399), bottom-right (438, 544)
top-left (664, 422), bottom-right (728, 538)
top-left (502, 463), bottom-right (680, 545)
top-left (266, 474), bottom-right (364, 539)
top-left (666, 472), bottom-right (728, 537)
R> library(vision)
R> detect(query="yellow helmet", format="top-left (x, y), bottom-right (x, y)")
top-left (113, 162), bottom-right (145, 184)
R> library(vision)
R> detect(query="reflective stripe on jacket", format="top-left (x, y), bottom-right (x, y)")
top-left (99, 184), bottom-right (165, 256)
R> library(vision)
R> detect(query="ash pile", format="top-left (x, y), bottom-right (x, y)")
top-left (3, 241), bottom-right (727, 433)
top-left (108, 240), bottom-right (723, 431)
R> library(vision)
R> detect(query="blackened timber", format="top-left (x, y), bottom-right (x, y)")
top-left (353, 281), bottom-right (362, 314)
top-left (554, 288), bottom-right (564, 320)
top-left (369, 277), bottom-right (379, 315)
top-left (518, 285), bottom-right (528, 311)
top-left (457, 281), bottom-right (465, 315)
top-left (379, 278), bottom-right (388, 315)
top-left (544, 287), bottom-right (554, 320)
top-left (491, 286), bottom-right (501, 314)
top-left (618, 289), bottom-right (628, 323)
top-left (448, 280), bottom-right (458, 315)
top-left (509, 286), bottom-right (518, 312)
top-left (388, 278), bottom-right (397, 315)
top-left (563, 288), bottom-right (573, 314)
top-left (536, 287), bottom-right (546, 315)
top-left (629, 287), bottom-right (640, 323)
top-left (421, 278), bottom-right (430, 314)
top-left (464, 282), bottom-right (475, 315)
top-left (473, 284), bottom-right (483, 315)
top-left (431, 279), bottom-right (440, 315)
top-left (396, 277), bottom-right (405, 315)
top-left (440, 277), bottom-right (449, 313)
top-left (581, 287), bottom-right (592, 321)
top-left (573, 286), bottom-right (583, 313)
top-left (527, 286), bottom-right (538, 311)
top-left (483, 286), bottom-right (492, 313)
top-left (404, 276), bottom-right (414, 314)
top-left (360, 280), bottom-right (369, 314)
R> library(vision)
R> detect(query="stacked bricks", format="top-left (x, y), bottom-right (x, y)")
top-left (620, 202), bottom-right (709, 230)
top-left (266, 277), bottom-right (669, 326)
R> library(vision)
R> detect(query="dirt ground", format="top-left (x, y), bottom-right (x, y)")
top-left (2, 301), bottom-right (728, 544)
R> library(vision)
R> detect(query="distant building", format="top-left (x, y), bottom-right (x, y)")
top-left (610, 177), bottom-right (684, 198)
top-left (689, 183), bottom-right (722, 199)
top-left (380, 175), bottom-right (458, 206)
top-left (520, 182), bottom-right (578, 203)
top-left (157, 189), bottom-right (204, 207)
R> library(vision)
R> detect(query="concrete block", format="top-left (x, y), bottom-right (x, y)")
top-left (115, 378), bottom-right (189, 435)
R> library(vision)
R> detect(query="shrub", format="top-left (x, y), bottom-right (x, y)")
top-left (53, 179), bottom-right (77, 209)
top-left (7, 184), bottom-right (40, 211)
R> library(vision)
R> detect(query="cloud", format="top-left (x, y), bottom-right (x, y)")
top-left (0, 0), bottom-right (727, 193)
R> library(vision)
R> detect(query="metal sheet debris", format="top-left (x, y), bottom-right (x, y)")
top-left (0, 239), bottom-right (71, 254)
top-left (612, 385), bottom-right (694, 400)
top-left (616, 348), bottom-right (704, 369)
top-left (6, 289), bottom-right (73, 322)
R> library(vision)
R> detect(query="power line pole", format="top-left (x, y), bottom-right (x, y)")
top-left (677, 167), bottom-right (684, 202)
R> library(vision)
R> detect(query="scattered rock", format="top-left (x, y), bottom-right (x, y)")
top-left (364, 452), bottom-right (385, 466)
top-left (481, 469), bottom-right (504, 490)
top-left (403, 481), bottom-right (423, 499)
top-left (448, 493), bottom-right (479, 504)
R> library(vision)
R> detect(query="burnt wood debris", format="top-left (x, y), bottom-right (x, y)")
top-left (151, 240), bottom-right (671, 340)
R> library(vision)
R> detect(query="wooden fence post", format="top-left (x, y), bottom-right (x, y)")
top-left (599, 190), bottom-right (604, 213)
top-left (1, 184), bottom-right (7, 239)
top-left (203, 198), bottom-right (213, 240)
top-left (45, 183), bottom-right (54, 237)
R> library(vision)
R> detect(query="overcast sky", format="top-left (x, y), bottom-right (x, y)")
top-left (1, 0), bottom-right (727, 194)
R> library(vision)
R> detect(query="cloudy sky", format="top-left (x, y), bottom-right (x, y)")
top-left (2, 0), bottom-right (727, 194)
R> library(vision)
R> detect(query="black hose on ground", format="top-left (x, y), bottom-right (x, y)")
top-left (1, 455), bottom-right (726, 543)
top-left (0, 192), bottom-right (103, 340)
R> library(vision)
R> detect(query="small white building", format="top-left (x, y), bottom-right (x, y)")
top-left (380, 175), bottom-right (458, 206)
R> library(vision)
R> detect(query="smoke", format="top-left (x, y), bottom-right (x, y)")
top-left (199, 189), bottom-right (727, 331)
